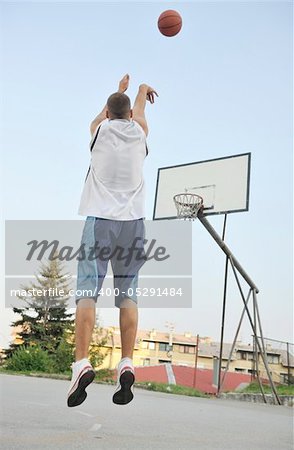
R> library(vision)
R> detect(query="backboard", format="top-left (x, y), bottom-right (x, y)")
top-left (153, 153), bottom-right (251, 219)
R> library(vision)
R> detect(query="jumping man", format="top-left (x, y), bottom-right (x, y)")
top-left (67, 74), bottom-right (158, 406)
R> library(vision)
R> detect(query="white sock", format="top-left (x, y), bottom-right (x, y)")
top-left (119, 357), bottom-right (133, 367)
top-left (75, 357), bottom-right (89, 365)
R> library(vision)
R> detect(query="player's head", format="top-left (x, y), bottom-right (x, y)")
top-left (106, 93), bottom-right (132, 120)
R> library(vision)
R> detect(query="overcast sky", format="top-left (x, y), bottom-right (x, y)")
top-left (1, 1), bottom-right (292, 348)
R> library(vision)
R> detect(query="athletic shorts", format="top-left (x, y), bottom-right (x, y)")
top-left (76, 216), bottom-right (146, 307)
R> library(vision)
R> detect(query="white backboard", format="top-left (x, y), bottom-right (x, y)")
top-left (153, 153), bottom-right (251, 219)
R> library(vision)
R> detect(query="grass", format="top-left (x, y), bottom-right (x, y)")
top-left (2, 367), bottom-right (293, 398)
top-left (0, 366), bottom-right (115, 383)
top-left (135, 381), bottom-right (208, 398)
top-left (0, 367), bottom-right (71, 379)
top-left (94, 368), bottom-right (115, 383)
top-left (0, 367), bottom-right (207, 397)
top-left (240, 382), bottom-right (294, 395)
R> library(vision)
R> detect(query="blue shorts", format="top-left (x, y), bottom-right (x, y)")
top-left (76, 216), bottom-right (146, 307)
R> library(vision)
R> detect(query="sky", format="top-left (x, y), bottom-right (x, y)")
top-left (0, 1), bottom-right (293, 348)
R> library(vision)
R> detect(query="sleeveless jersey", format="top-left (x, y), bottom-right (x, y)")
top-left (78, 119), bottom-right (147, 220)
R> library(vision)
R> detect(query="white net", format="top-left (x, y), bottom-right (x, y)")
top-left (173, 193), bottom-right (203, 220)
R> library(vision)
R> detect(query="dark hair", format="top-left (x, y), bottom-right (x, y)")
top-left (106, 93), bottom-right (131, 119)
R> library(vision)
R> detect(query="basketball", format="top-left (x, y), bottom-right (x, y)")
top-left (158, 10), bottom-right (182, 37)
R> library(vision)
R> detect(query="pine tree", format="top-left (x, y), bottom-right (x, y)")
top-left (6, 257), bottom-right (74, 358)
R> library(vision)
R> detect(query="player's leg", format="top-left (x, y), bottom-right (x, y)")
top-left (113, 298), bottom-right (137, 405)
top-left (67, 298), bottom-right (97, 407)
top-left (112, 298), bottom-right (138, 405)
top-left (119, 297), bottom-right (138, 359)
top-left (73, 216), bottom-right (110, 360)
top-left (112, 219), bottom-right (146, 404)
top-left (75, 298), bottom-right (96, 361)
top-left (68, 217), bottom-right (108, 407)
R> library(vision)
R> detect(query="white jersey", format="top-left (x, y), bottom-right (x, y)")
top-left (78, 119), bottom-right (148, 220)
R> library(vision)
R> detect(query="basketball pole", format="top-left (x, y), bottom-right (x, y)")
top-left (253, 294), bottom-right (267, 402)
top-left (218, 289), bottom-right (254, 391)
top-left (197, 211), bottom-right (281, 404)
top-left (197, 213), bottom-right (259, 292)
top-left (193, 334), bottom-right (199, 389)
top-left (217, 214), bottom-right (229, 397)
top-left (230, 261), bottom-right (280, 404)
top-left (252, 289), bottom-right (281, 404)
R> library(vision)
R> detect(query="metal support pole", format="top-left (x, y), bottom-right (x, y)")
top-left (253, 294), bottom-right (267, 403)
top-left (193, 334), bottom-right (199, 389)
top-left (197, 213), bottom-right (281, 404)
top-left (198, 214), bottom-right (259, 292)
top-left (287, 342), bottom-right (290, 386)
top-left (251, 334), bottom-right (255, 383)
top-left (229, 261), bottom-right (280, 404)
top-left (217, 214), bottom-right (229, 397)
top-left (252, 290), bottom-right (281, 405)
top-left (219, 289), bottom-right (252, 392)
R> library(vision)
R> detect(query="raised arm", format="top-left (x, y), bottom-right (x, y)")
top-left (132, 84), bottom-right (158, 136)
top-left (90, 74), bottom-right (130, 136)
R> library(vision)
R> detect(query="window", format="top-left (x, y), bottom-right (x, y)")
top-left (237, 351), bottom-right (247, 360)
top-left (158, 359), bottom-right (171, 364)
top-left (280, 373), bottom-right (294, 384)
top-left (267, 354), bottom-right (279, 364)
top-left (235, 368), bottom-right (246, 373)
top-left (143, 358), bottom-right (150, 366)
top-left (141, 341), bottom-right (155, 350)
top-left (159, 343), bottom-right (171, 352)
top-left (179, 345), bottom-right (195, 354)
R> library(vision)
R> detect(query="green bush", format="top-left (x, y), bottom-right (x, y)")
top-left (5, 345), bottom-right (53, 372)
top-left (52, 338), bottom-right (74, 373)
top-left (95, 368), bottom-right (115, 382)
top-left (138, 381), bottom-right (206, 397)
top-left (241, 382), bottom-right (294, 395)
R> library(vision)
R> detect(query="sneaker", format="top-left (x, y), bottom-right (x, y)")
top-left (112, 357), bottom-right (135, 405)
top-left (67, 358), bottom-right (95, 407)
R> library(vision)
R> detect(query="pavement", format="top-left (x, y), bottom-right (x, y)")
top-left (0, 374), bottom-right (293, 450)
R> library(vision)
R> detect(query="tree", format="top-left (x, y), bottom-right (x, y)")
top-left (6, 257), bottom-right (74, 359)
top-left (6, 257), bottom-right (109, 373)
top-left (88, 311), bottom-right (110, 369)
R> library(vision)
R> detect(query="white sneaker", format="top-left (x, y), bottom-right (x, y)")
top-left (112, 357), bottom-right (135, 405)
top-left (67, 358), bottom-right (95, 407)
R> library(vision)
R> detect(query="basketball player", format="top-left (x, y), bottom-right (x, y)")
top-left (67, 74), bottom-right (158, 407)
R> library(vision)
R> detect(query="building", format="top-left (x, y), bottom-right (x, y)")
top-left (8, 324), bottom-right (293, 385)
top-left (97, 327), bottom-right (294, 384)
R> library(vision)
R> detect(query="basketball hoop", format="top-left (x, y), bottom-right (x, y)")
top-left (173, 193), bottom-right (203, 220)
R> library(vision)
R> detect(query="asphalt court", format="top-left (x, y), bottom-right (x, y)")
top-left (0, 374), bottom-right (292, 450)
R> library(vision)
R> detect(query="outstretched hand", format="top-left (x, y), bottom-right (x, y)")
top-left (146, 86), bottom-right (159, 104)
top-left (118, 74), bottom-right (130, 93)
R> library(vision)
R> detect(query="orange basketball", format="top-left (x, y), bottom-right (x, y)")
top-left (158, 10), bottom-right (182, 37)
